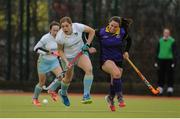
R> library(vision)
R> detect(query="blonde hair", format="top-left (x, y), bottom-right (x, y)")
top-left (59, 16), bottom-right (72, 26)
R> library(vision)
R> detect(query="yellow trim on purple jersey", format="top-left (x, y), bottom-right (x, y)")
top-left (105, 25), bottom-right (120, 35)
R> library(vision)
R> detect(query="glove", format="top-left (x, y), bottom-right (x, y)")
top-left (51, 51), bottom-right (60, 57)
top-left (68, 62), bottom-right (73, 68)
top-left (154, 62), bottom-right (158, 68)
top-left (81, 43), bottom-right (90, 51)
top-left (123, 52), bottom-right (129, 60)
top-left (171, 63), bottom-right (175, 68)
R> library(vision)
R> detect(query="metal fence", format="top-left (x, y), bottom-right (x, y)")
top-left (0, 0), bottom-right (179, 94)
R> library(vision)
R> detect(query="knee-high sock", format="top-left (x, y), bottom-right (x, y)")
top-left (113, 78), bottom-right (124, 102)
top-left (60, 81), bottom-right (70, 96)
top-left (109, 84), bottom-right (116, 98)
top-left (48, 78), bottom-right (61, 91)
top-left (33, 84), bottom-right (42, 99)
top-left (113, 79), bottom-right (122, 93)
top-left (83, 75), bottom-right (93, 96)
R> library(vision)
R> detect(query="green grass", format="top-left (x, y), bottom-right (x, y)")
top-left (0, 93), bottom-right (180, 118)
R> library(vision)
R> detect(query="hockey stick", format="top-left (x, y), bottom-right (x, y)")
top-left (35, 47), bottom-right (61, 58)
top-left (42, 51), bottom-right (83, 90)
top-left (125, 57), bottom-right (160, 95)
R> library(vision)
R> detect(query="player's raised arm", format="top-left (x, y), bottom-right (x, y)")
top-left (83, 25), bottom-right (95, 46)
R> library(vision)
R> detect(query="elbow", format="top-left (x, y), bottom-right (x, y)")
top-left (33, 47), bottom-right (37, 52)
top-left (88, 28), bottom-right (95, 37)
top-left (34, 46), bottom-right (39, 52)
top-left (91, 29), bottom-right (95, 36)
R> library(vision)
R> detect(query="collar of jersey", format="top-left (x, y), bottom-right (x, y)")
top-left (162, 36), bottom-right (171, 40)
top-left (64, 29), bottom-right (78, 37)
top-left (48, 32), bottom-right (55, 39)
top-left (105, 25), bottom-right (120, 35)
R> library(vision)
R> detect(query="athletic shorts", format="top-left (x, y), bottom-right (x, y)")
top-left (61, 52), bottom-right (89, 70)
top-left (37, 57), bottom-right (60, 73)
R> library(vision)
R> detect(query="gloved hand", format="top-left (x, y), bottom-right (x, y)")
top-left (88, 47), bottom-right (97, 54)
top-left (81, 43), bottom-right (90, 52)
top-left (123, 52), bottom-right (129, 60)
top-left (154, 62), bottom-right (158, 68)
top-left (67, 62), bottom-right (73, 68)
top-left (51, 51), bottom-right (60, 57)
top-left (171, 63), bottom-right (175, 68)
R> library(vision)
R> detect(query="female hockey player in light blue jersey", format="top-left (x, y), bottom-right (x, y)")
top-left (32, 21), bottom-right (69, 107)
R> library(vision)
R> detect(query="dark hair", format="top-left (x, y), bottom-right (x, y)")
top-left (59, 16), bottom-right (72, 26)
top-left (109, 16), bottom-right (133, 28)
top-left (49, 21), bottom-right (60, 30)
top-left (109, 16), bottom-right (121, 26)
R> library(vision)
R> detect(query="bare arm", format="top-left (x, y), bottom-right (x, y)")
top-left (83, 26), bottom-right (95, 46)
top-left (58, 44), bottom-right (69, 65)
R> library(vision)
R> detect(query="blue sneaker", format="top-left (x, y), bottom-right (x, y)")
top-left (81, 94), bottom-right (92, 104)
top-left (58, 89), bottom-right (70, 106)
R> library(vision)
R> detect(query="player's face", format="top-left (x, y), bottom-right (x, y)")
top-left (108, 20), bottom-right (120, 34)
top-left (163, 29), bottom-right (170, 39)
top-left (50, 25), bottom-right (60, 38)
top-left (61, 22), bottom-right (72, 35)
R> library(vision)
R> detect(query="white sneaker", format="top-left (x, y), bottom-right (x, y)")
top-left (158, 87), bottom-right (163, 94)
top-left (167, 87), bottom-right (173, 93)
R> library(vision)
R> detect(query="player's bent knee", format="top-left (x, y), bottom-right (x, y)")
top-left (62, 80), bottom-right (71, 84)
top-left (39, 82), bottom-right (45, 87)
top-left (113, 76), bottom-right (121, 79)
top-left (114, 69), bottom-right (123, 78)
top-left (112, 73), bottom-right (121, 79)
top-left (62, 78), bottom-right (72, 84)
top-left (85, 68), bottom-right (93, 75)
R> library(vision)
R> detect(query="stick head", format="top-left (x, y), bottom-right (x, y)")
top-left (151, 87), bottom-right (160, 95)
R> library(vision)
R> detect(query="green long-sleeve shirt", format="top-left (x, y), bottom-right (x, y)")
top-left (156, 36), bottom-right (177, 62)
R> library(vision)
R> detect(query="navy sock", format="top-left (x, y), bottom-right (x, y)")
top-left (113, 78), bottom-right (122, 93)
top-left (113, 78), bottom-right (124, 102)
top-left (109, 84), bottom-right (115, 98)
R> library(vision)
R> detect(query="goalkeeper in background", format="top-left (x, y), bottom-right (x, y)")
top-left (154, 28), bottom-right (177, 96)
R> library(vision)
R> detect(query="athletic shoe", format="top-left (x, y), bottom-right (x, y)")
top-left (81, 94), bottom-right (92, 104)
top-left (105, 95), bottom-right (116, 111)
top-left (118, 101), bottom-right (126, 107)
top-left (110, 105), bottom-right (116, 111)
top-left (167, 87), bottom-right (173, 97)
top-left (58, 89), bottom-right (70, 106)
top-left (48, 90), bottom-right (58, 101)
top-left (117, 94), bottom-right (126, 107)
top-left (32, 99), bottom-right (41, 107)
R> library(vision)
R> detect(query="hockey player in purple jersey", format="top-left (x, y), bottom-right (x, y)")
top-left (95, 16), bottom-right (132, 111)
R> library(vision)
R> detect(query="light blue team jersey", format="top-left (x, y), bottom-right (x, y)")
top-left (34, 32), bottom-right (58, 60)
top-left (55, 23), bottom-right (85, 58)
